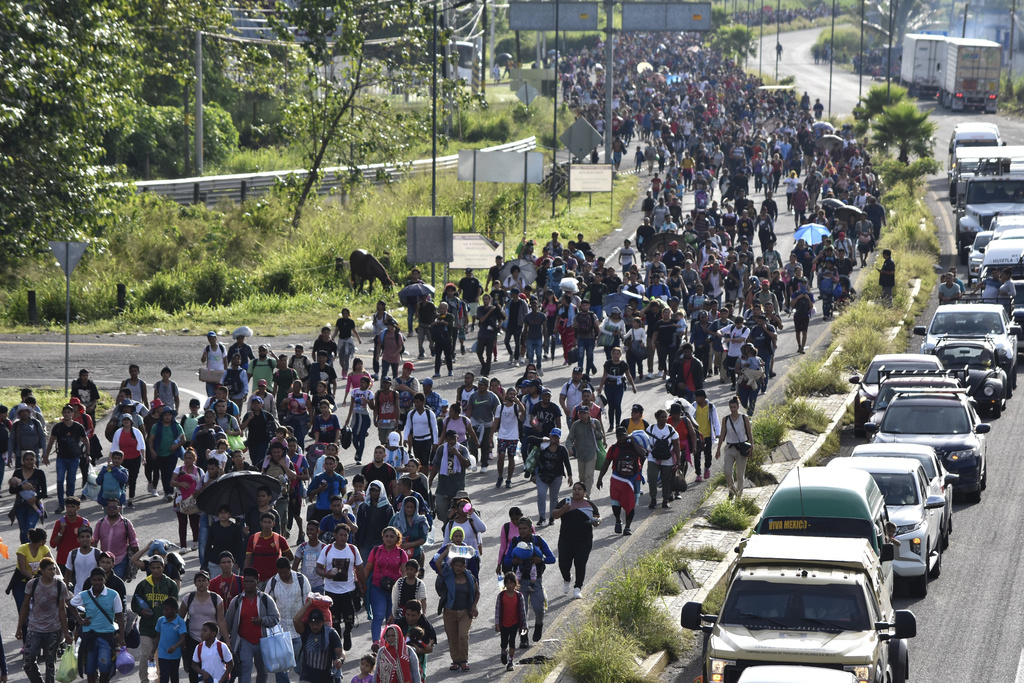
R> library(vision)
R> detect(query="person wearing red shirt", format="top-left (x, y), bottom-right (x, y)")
top-left (210, 551), bottom-right (244, 605)
top-left (666, 403), bottom-right (700, 496)
top-left (244, 513), bottom-right (293, 582)
top-left (49, 495), bottom-right (90, 565)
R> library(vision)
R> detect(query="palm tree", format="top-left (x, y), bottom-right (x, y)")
top-left (853, 84), bottom-right (908, 135)
top-left (711, 26), bottom-right (757, 65)
top-left (870, 101), bottom-right (937, 163)
top-left (860, 0), bottom-right (944, 46)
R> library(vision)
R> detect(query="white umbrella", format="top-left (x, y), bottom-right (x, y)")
top-left (232, 326), bottom-right (254, 338)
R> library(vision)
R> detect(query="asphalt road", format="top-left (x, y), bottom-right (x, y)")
top-left (667, 25), bottom-right (1024, 683)
top-left (0, 72), bottom-right (860, 683)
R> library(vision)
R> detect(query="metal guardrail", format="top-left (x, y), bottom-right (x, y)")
top-left (133, 136), bottom-right (538, 206)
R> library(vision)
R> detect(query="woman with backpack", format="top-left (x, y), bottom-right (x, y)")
top-left (179, 571), bottom-right (230, 683)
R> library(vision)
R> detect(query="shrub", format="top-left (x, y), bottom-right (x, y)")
top-left (702, 575), bottom-right (729, 615)
top-left (562, 616), bottom-right (651, 683)
top-left (752, 404), bottom-right (789, 451)
top-left (679, 544), bottom-right (727, 562)
top-left (785, 399), bottom-right (831, 433)
top-left (785, 359), bottom-right (848, 397)
top-left (708, 500), bottom-right (753, 530)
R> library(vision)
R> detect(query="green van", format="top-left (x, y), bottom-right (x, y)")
top-left (756, 467), bottom-right (894, 590)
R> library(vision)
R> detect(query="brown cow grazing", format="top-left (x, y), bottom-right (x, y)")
top-left (349, 249), bottom-right (395, 293)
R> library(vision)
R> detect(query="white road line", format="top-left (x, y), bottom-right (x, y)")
top-left (1014, 647), bottom-right (1024, 683)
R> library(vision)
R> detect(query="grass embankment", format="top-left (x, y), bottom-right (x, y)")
top-left (1, 169), bottom-right (637, 335)
top-left (0, 387), bottom-right (113, 423)
top-left (543, 546), bottom-right (693, 682)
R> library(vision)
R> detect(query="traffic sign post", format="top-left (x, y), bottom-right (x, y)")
top-left (515, 82), bottom-right (540, 107)
top-left (48, 240), bottom-right (88, 395)
top-left (560, 118), bottom-right (604, 162)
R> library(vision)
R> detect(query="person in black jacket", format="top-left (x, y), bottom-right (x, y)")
top-left (667, 343), bottom-right (705, 402)
top-left (203, 505), bottom-right (247, 577)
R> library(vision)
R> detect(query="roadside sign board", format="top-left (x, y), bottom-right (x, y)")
top-left (560, 118), bottom-right (604, 161)
top-left (570, 164), bottom-right (614, 192)
top-left (457, 150), bottom-right (545, 184)
top-left (406, 216), bottom-right (454, 263)
top-left (49, 241), bottom-right (88, 277)
top-left (620, 2), bottom-right (712, 31)
top-left (516, 82), bottom-right (540, 106)
top-left (509, 2), bottom-right (600, 30)
top-left (451, 234), bottom-right (502, 268)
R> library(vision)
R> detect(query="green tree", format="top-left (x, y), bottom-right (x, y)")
top-left (711, 25), bottom-right (757, 65)
top-left (272, 0), bottom-right (436, 227)
top-left (870, 101), bottom-right (937, 163)
top-left (853, 83), bottom-right (908, 135)
top-left (0, 0), bottom-right (137, 271)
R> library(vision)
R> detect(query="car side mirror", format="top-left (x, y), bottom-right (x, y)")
top-left (894, 610), bottom-right (918, 639)
top-left (1009, 325), bottom-right (1021, 335)
top-left (944, 473), bottom-right (960, 485)
top-left (881, 543), bottom-right (895, 562)
top-left (976, 423), bottom-right (991, 434)
top-left (925, 495), bottom-right (946, 509)
top-left (848, 375), bottom-right (861, 384)
top-left (979, 246), bottom-right (986, 253)
top-left (913, 326), bottom-right (927, 336)
top-left (864, 423), bottom-right (878, 435)
top-left (681, 600), bottom-right (715, 633)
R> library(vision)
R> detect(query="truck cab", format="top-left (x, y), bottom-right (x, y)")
top-left (681, 536), bottom-right (917, 683)
top-left (956, 167), bottom-right (1024, 263)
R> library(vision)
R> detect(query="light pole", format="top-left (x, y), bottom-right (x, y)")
top-left (552, 0), bottom-right (559, 218)
top-left (432, 0), bottom-right (438, 216)
top-left (828, 0), bottom-right (836, 116)
top-left (886, 0), bottom-right (895, 103)
top-left (759, 1), bottom-right (764, 77)
top-left (1010, 0), bottom-right (1017, 97)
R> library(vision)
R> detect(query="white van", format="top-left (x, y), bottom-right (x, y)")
top-left (990, 214), bottom-right (1024, 234)
top-left (979, 242), bottom-right (1024, 280)
top-left (948, 122), bottom-right (1003, 178)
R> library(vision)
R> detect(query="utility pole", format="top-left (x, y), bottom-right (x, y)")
top-left (759, 1), bottom-right (764, 77)
top-left (886, 0), bottom-right (895, 103)
top-left (552, 0), bottom-right (560, 218)
top-left (962, 2), bottom-right (969, 37)
top-left (432, 0), bottom-right (438, 217)
top-left (481, 0), bottom-right (487, 94)
top-left (828, 0), bottom-right (836, 116)
top-left (195, 30), bottom-right (203, 175)
top-left (1010, 0), bottom-right (1017, 97)
top-left (604, 0), bottom-right (614, 165)
top-left (775, 0), bottom-right (781, 80)
top-left (859, 0), bottom-right (865, 100)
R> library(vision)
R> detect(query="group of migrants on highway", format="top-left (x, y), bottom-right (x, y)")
top-left (0, 24), bottom-right (892, 683)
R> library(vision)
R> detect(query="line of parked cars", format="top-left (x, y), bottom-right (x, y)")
top-left (680, 297), bottom-right (1013, 683)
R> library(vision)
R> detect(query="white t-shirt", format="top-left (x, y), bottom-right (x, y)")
top-left (317, 543), bottom-right (362, 594)
top-left (193, 640), bottom-right (233, 680)
top-left (496, 404), bottom-right (521, 441)
top-left (619, 247), bottom-right (636, 269)
top-left (205, 344), bottom-right (227, 372)
top-left (645, 423), bottom-right (678, 465)
top-left (66, 546), bottom-right (100, 594)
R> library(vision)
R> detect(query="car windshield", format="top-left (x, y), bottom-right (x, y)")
top-left (929, 311), bottom-right (1005, 336)
top-left (879, 402), bottom-right (972, 435)
top-left (863, 361), bottom-right (939, 384)
top-left (935, 344), bottom-right (994, 369)
top-left (966, 180), bottom-right (1024, 204)
top-left (973, 234), bottom-right (994, 251)
top-left (721, 580), bottom-right (870, 632)
top-left (870, 473), bottom-right (920, 506)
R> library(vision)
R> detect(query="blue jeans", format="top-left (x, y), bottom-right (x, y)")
top-left (205, 382), bottom-right (218, 397)
top-left (525, 338), bottom-right (544, 369)
top-left (238, 638), bottom-right (267, 683)
top-left (535, 476), bottom-right (563, 521)
top-left (577, 338), bottom-right (596, 374)
top-left (56, 456), bottom-right (78, 507)
top-left (286, 413), bottom-right (309, 450)
top-left (351, 413), bottom-right (371, 461)
top-left (198, 514), bottom-right (211, 567)
top-left (591, 305), bottom-right (603, 320)
top-left (274, 636), bottom-right (303, 683)
top-left (368, 582), bottom-right (393, 642)
top-left (114, 555), bottom-right (130, 579)
top-left (84, 633), bottom-right (114, 675)
top-left (15, 505), bottom-right (39, 543)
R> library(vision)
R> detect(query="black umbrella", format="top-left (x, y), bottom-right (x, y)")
top-left (398, 283), bottom-right (435, 306)
top-left (196, 471), bottom-right (283, 516)
top-left (497, 53), bottom-right (513, 65)
top-left (821, 197), bottom-right (846, 211)
top-left (834, 205), bottom-right (865, 222)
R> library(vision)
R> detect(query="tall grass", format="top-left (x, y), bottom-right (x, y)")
top-left (785, 359), bottom-right (849, 397)
top-left (0, 387), bottom-right (113, 423)
top-left (561, 616), bottom-right (653, 683)
top-left (785, 399), bottom-right (830, 433)
top-left (751, 404), bottom-right (789, 450)
top-left (708, 500), bottom-right (753, 530)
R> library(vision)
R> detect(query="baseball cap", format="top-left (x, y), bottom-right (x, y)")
top-left (206, 331), bottom-right (217, 338)
top-left (422, 377), bottom-right (433, 386)
top-left (389, 433), bottom-right (401, 447)
top-left (550, 428), bottom-right (562, 438)
top-left (541, 388), bottom-right (552, 396)
top-left (257, 379), bottom-right (268, 387)
top-left (669, 240), bottom-right (678, 246)
top-left (631, 404), bottom-right (643, 412)
top-left (615, 426), bottom-right (628, 435)
top-left (403, 362), bottom-right (415, 370)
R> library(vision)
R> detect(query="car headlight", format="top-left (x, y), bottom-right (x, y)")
top-left (909, 536), bottom-right (923, 555)
top-left (709, 658), bottom-right (735, 683)
top-left (983, 385), bottom-right (995, 397)
top-left (896, 521), bottom-right (923, 535)
top-left (844, 664), bottom-right (872, 683)
top-left (947, 448), bottom-right (977, 461)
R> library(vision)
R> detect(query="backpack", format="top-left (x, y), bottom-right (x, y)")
top-left (183, 591), bottom-right (222, 626)
top-left (648, 427), bottom-right (674, 461)
top-left (199, 640), bottom-right (228, 669)
top-left (576, 311), bottom-right (595, 336)
top-left (434, 572), bottom-right (447, 615)
top-left (820, 277), bottom-right (834, 296)
top-left (224, 368), bottom-right (245, 397)
top-left (267, 573), bottom-right (310, 601)
top-left (794, 293), bottom-right (811, 313)
top-left (612, 445), bottom-right (642, 479)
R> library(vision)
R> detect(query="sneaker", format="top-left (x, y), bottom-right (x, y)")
top-left (533, 623), bottom-right (543, 642)
top-left (432, 373), bottom-right (441, 379)
top-left (125, 500), bottom-right (135, 510)
top-left (448, 370), bottom-right (454, 377)
top-left (344, 632), bottom-right (352, 651)
top-left (481, 465), bottom-right (490, 473)
top-left (623, 527), bottom-right (632, 536)
top-left (614, 521), bottom-right (622, 534)
top-left (505, 479), bottom-right (512, 489)
top-left (54, 506), bottom-right (65, 515)
top-left (694, 474), bottom-right (703, 483)
top-left (507, 661), bottom-right (515, 671)
top-left (648, 502), bottom-right (657, 510)
top-left (501, 650), bottom-right (508, 665)
top-left (662, 501), bottom-right (671, 509)
top-left (704, 468), bottom-right (711, 479)
top-left (519, 637), bottom-right (530, 650)
top-left (164, 494), bottom-right (174, 502)
top-left (573, 587), bottom-right (582, 600)
top-left (538, 517), bottom-right (546, 526)
top-left (563, 580), bottom-right (571, 595)
top-left (495, 477), bottom-right (503, 489)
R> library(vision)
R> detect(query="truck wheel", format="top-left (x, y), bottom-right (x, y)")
top-left (910, 571), bottom-right (928, 598)
top-left (959, 244), bottom-right (969, 265)
top-left (928, 541), bottom-right (942, 579)
top-left (890, 640), bottom-right (909, 683)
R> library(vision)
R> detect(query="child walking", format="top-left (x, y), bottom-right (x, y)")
top-left (494, 572), bottom-right (528, 671)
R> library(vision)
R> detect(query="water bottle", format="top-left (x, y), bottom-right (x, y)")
top-left (497, 572), bottom-right (504, 589)
top-left (147, 661), bottom-right (157, 682)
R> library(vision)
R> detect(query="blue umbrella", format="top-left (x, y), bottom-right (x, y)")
top-left (794, 223), bottom-right (832, 246)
